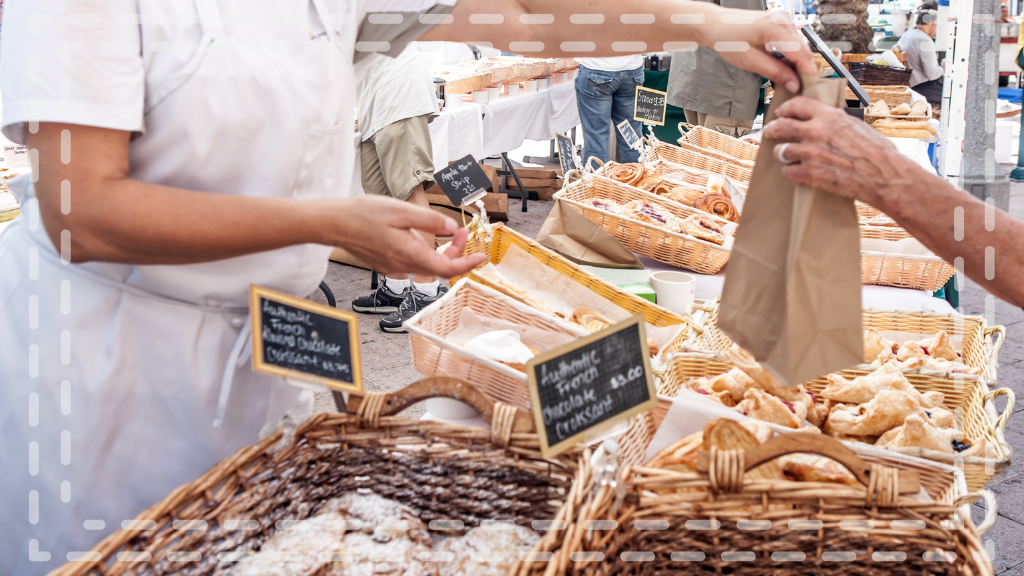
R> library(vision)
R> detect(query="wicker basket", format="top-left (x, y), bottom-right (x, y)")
top-left (861, 223), bottom-right (913, 240)
top-left (554, 174), bottom-right (733, 274)
top-left (524, 431), bottom-right (995, 576)
top-left (439, 70), bottom-right (494, 94)
top-left (454, 219), bottom-right (689, 330)
top-left (405, 278), bottom-right (591, 412)
top-left (849, 62), bottom-right (915, 86)
top-left (677, 123), bottom-right (759, 165)
top-left (862, 250), bottom-right (956, 291)
top-left (637, 158), bottom-right (750, 192)
top-left (678, 303), bottom-right (1014, 491)
top-left (642, 137), bottom-right (754, 183)
top-left (847, 85), bottom-right (913, 106)
top-left (49, 379), bottom-right (585, 576)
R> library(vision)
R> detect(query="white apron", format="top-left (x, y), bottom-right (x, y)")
top-left (0, 0), bottom-right (360, 573)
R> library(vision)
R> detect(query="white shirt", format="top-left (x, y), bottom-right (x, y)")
top-left (356, 43), bottom-right (438, 141)
top-left (896, 28), bottom-right (944, 86)
top-left (575, 56), bottom-right (645, 72)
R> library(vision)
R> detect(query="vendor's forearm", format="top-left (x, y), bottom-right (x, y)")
top-left (875, 173), bottom-right (1024, 306)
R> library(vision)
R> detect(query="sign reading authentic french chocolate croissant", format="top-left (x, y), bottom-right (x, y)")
top-left (718, 74), bottom-right (863, 386)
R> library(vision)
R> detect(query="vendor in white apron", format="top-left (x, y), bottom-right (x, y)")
top-left (0, 1), bottom-right (815, 572)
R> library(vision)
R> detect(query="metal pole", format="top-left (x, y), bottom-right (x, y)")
top-left (959, 0), bottom-right (1010, 208)
top-left (1011, 85), bottom-right (1024, 181)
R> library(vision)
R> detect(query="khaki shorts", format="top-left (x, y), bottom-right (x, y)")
top-left (683, 110), bottom-right (754, 138)
top-left (360, 114), bottom-right (435, 200)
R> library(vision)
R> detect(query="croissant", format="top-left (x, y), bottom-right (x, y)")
top-left (569, 307), bottom-right (611, 333)
top-left (606, 163), bottom-right (646, 186)
top-left (679, 214), bottom-right (725, 245)
top-left (663, 186), bottom-right (705, 207)
top-left (685, 377), bottom-right (735, 406)
top-left (701, 419), bottom-right (783, 480)
top-left (636, 174), bottom-right (663, 192)
top-left (823, 389), bottom-right (927, 437)
top-left (733, 388), bottom-right (804, 429)
top-left (779, 453), bottom-right (861, 486)
top-left (693, 194), bottom-right (739, 222)
top-left (709, 368), bottom-right (757, 403)
top-left (820, 361), bottom-right (936, 407)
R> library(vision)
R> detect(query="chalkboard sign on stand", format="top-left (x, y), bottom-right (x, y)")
top-left (633, 86), bottom-right (667, 126)
top-left (250, 285), bottom-right (363, 393)
top-left (555, 132), bottom-right (579, 175)
top-left (526, 315), bottom-right (657, 457)
top-left (616, 119), bottom-right (642, 151)
top-left (433, 154), bottom-right (493, 207)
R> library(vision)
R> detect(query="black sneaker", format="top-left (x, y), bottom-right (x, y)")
top-left (379, 285), bottom-right (449, 333)
top-left (351, 278), bottom-right (406, 314)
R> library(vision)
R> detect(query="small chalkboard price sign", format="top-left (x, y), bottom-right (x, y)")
top-left (555, 132), bottom-right (579, 175)
top-left (433, 154), bottom-right (492, 207)
top-left (250, 285), bottom-right (363, 393)
top-left (616, 119), bottom-right (642, 151)
top-left (633, 86), bottom-right (667, 126)
top-left (526, 315), bottom-right (657, 457)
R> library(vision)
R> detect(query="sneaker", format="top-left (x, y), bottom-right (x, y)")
top-left (379, 285), bottom-right (449, 333)
top-left (351, 278), bottom-right (406, 314)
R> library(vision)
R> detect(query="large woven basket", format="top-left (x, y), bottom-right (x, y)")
top-left (454, 219), bottom-right (690, 330)
top-left (406, 278), bottom-right (591, 412)
top-left (677, 123), bottom-right (759, 165)
top-left (554, 174), bottom-right (732, 274)
top-left (862, 250), bottom-right (956, 291)
top-left (642, 137), bottom-right (753, 182)
top-left (847, 85), bottom-right (913, 106)
top-left (49, 378), bottom-right (585, 576)
top-left (521, 432), bottom-right (995, 576)
top-left (861, 223), bottom-right (913, 240)
top-left (676, 303), bottom-right (1014, 491)
top-left (637, 157), bottom-right (749, 192)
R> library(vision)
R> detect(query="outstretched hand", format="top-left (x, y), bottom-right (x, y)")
top-left (711, 11), bottom-right (818, 94)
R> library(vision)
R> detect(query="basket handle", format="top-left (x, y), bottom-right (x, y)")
top-left (957, 490), bottom-right (998, 534)
top-left (586, 156), bottom-right (605, 173)
top-left (345, 376), bottom-right (535, 436)
top-left (984, 325), bottom-right (1005, 376)
top-left (985, 387), bottom-right (1016, 436)
top-left (678, 122), bottom-right (695, 136)
top-left (696, 432), bottom-right (920, 495)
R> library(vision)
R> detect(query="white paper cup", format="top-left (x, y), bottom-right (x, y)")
top-left (424, 398), bottom-right (481, 420)
top-left (554, 72), bottom-right (568, 84)
top-left (444, 93), bottom-right (462, 108)
top-left (538, 76), bottom-right (553, 89)
top-left (649, 271), bottom-right (696, 315)
top-left (472, 90), bottom-right (488, 104)
top-left (523, 80), bottom-right (538, 93)
top-left (505, 83), bottom-right (520, 97)
top-left (487, 86), bottom-right (501, 101)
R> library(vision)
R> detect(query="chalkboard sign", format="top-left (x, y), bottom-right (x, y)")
top-left (633, 86), bottom-right (667, 126)
top-left (555, 132), bottom-right (579, 175)
top-left (433, 154), bottom-right (492, 207)
top-left (616, 119), bottom-right (642, 151)
top-left (526, 315), bottom-right (657, 457)
top-left (250, 285), bottom-right (363, 393)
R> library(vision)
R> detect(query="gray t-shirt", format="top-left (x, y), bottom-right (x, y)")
top-left (896, 27), bottom-right (944, 87)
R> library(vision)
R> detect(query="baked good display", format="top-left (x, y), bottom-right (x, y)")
top-left (606, 162), bottom-right (647, 187)
top-left (588, 197), bottom-right (623, 215)
top-left (661, 186), bottom-right (704, 207)
top-left (679, 214), bottom-right (726, 246)
top-left (693, 193), bottom-right (739, 223)
top-left (570, 307), bottom-right (659, 356)
top-left (862, 328), bottom-right (979, 374)
top-left (621, 199), bottom-right (682, 232)
top-left (470, 272), bottom-right (558, 318)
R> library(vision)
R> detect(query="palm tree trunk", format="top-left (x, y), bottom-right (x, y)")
top-left (812, 0), bottom-right (874, 53)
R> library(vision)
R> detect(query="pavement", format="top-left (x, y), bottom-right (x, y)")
top-left (314, 165), bottom-right (1024, 574)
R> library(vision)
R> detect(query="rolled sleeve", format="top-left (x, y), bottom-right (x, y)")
top-left (1, 0), bottom-right (145, 144)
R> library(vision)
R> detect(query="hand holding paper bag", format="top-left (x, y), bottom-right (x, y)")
top-left (718, 74), bottom-right (863, 386)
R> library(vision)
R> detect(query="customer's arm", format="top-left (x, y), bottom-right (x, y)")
top-left (761, 97), bottom-right (1024, 306)
top-left (28, 123), bottom-right (486, 276)
top-left (423, 0), bottom-right (816, 93)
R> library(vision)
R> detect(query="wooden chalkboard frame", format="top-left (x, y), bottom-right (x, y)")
top-left (633, 86), bottom-right (667, 127)
top-left (250, 285), bottom-right (363, 394)
top-left (525, 314), bottom-right (658, 457)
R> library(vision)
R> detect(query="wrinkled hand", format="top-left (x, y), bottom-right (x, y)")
top-left (710, 10), bottom-right (818, 93)
top-left (760, 96), bottom-right (924, 207)
top-left (334, 196), bottom-right (487, 279)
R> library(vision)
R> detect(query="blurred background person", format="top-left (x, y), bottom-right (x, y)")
top-left (573, 56), bottom-right (645, 163)
top-left (896, 0), bottom-right (944, 105)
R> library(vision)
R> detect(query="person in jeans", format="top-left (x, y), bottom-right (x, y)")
top-left (350, 46), bottom-right (447, 333)
top-left (574, 56), bottom-right (645, 164)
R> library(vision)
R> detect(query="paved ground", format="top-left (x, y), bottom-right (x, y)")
top-left (312, 164), bottom-right (1024, 573)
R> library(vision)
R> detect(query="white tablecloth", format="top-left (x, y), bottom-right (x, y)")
top-left (429, 81), bottom-right (580, 167)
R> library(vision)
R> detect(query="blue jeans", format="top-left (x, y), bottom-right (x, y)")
top-left (574, 65), bottom-right (645, 165)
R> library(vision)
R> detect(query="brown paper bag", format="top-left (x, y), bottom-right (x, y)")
top-left (536, 200), bottom-right (643, 269)
top-left (718, 75), bottom-right (863, 386)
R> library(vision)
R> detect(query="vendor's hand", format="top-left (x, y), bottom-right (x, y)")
top-left (706, 10), bottom-right (818, 93)
top-left (331, 196), bottom-right (487, 279)
top-left (760, 96), bottom-right (922, 207)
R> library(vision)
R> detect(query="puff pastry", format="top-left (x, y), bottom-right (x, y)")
top-left (823, 389), bottom-right (927, 437)
top-left (863, 328), bottom-right (898, 363)
top-left (724, 345), bottom-right (818, 408)
top-left (866, 99), bottom-right (890, 116)
top-left (685, 377), bottom-right (736, 406)
top-left (679, 214), bottom-right (726, 245)
top-left (875, 414), bottom-right (954, 453)
top-left (890, 102), bottom-right (912, 115)
top-left (734, 388), bottom-right (804, 429)
top-left (709, 368), bottom-right (757, 403)
top-left (570, 307), bottom-right (611, 333)
top-left (706, 175), bottom-right (730, 198)
top-left (589, 197), bottom-right (623, 215)
top-left (606, 162), bottom-right (646, 186)
top-left (778, 453), bottom-right (860, 486)
top-left (694, 193), bottom-right (739, 223)
top-left (663, 186), bottom-right (705, 207)
top-left (622, 200), bottom-right (680, 232)
top-left (820, 361), bottom-right (936, 408)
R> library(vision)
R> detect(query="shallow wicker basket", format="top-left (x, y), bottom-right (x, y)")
top-left (48, 379), bottom-right (585, 576)
top-left (862, 250), bottom-right (956, 291)
top-left (642, 137), bottom-right (753, 182)
top-left (677, 123), bottom-right (759, 165)
top-left (677, 303), bottom-right (1014, 491)
top-left (521, 431), bottom-right (995, 576)
top-left (861, 223), bottom-right (913, 240)
top-left (406, 278), bottom-right (591, 412)
top-left (638, 158), bottom-right (750, 192)
top-left (847, 85), bottom-right (913, 106)
top-left (554, 174), bottom-right (733, 275)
